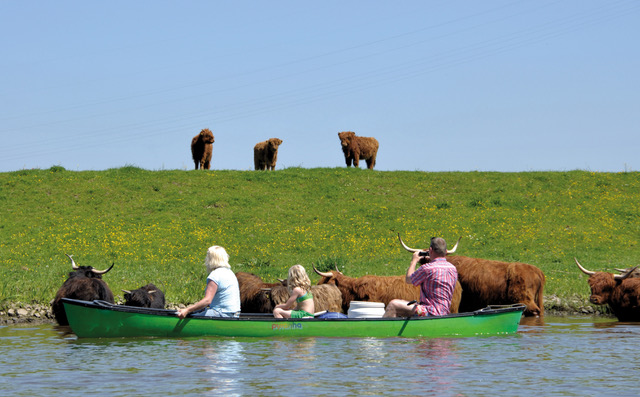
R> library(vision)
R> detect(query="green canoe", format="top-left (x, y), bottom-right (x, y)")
top-left (61, 298), bottom-right (525, 339)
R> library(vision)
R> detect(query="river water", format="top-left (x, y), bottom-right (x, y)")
top-left (1, 316), bottom-right (639, 396)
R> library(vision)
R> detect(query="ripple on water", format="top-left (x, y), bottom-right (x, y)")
top-left (1, 317), bottom-right (640, 396)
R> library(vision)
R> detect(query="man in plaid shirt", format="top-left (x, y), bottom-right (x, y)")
top-left (383, 237), bottom-right (458, 317)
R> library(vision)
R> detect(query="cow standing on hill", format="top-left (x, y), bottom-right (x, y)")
top-left (398, 234), bottom-right (545, 316)
top-left (338, 131), bottom-right (379, 170)
top-left (254, 138), bottom-right (283, 170)
top-left (191, 128), bottom-right (215, 170)
top-left (576, 258), bottom-right (640, 321)
top-left (51, 254), bottom-right (115, 326)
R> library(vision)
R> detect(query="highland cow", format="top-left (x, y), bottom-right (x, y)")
top-left (576, 258), bottom-right (640, 321)
top-left (236, 272), bottom-right (343, 314)
top-left (122, 283), bottom-right (165, 309)
top-left (191, 128), bottom-right (215, 170)
top-left (236, 272), bottom-right (279, 313)
top-left (398, 234), bottom-right (545, 316)
top-left (254, 138), bottom-right (283, 170)
top-left (338, 131), bottom-right (379, 170)
top-left (51, 254), bottom-right (115, 326)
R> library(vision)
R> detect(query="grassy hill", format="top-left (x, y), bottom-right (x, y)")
top-left (1, 166), bottom-right (638, 312)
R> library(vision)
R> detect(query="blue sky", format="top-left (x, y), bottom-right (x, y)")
top-left (2, 1), bottom-right (639, 172)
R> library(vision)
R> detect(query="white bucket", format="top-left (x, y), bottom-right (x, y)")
top-left (347, 301), bottom-right (386, 318)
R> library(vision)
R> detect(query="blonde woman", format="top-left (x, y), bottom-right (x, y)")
top-left (177, 246), bottom-right (240, 318)
top-left (273, 264), bottom-right (315, 318)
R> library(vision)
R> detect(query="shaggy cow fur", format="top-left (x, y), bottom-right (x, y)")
top-left (577, 260), bottom-right (640, 321)
top-left (447, 255), bottom-right (546, 316)
top-left (51, 256), bottom-right (115, 326)
top-left (236, 272), bottom-right (280, 313)
top-left (254, 138), bottom-right (283, 170)
top-left (314, 268), bottom-right (462, 314)
top-left (122, 283), bottom-right (165, 309)
top-left (236, 272), bottom-right (343, 313)
top-left (191, 128), bottom-right (215, 170)
top-left (584, 274), bottom-right (640, 321)
top-left (338, 131), bottom-right (379, 170)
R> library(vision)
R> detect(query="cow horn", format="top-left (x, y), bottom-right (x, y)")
top-left (122, 289), bottom-right (131, 294)
top-left (91, 263), bottom-right (114, 275)
top-left (313, 264), bottom-right (333, 278)
top-left (147, 290), bottom-right (157, 294)
top-left (398, 234), bottom-right (460, 255)
top-left (614, 267), bottom-right (639, 275)
top-left (574, 258), bottom-right (595, 276)
top-left (614, 266), bottom-right (639, 281)
top-left (447, 237), bottom-right (461, 254)
top-left (66, 254), bottom-right (79, 270)
top-left (398, 233), bottom-right (421, 253)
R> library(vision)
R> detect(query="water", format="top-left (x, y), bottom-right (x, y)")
top-left (1, 316), bottom-right (639, 396)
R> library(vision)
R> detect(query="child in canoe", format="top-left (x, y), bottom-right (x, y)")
top-left (273, 264), bottom-right (315, 318)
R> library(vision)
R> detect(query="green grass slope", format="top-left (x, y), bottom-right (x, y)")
top-left (1, 166), bottom-right (638, 312)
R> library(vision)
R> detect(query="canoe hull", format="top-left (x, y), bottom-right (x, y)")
top-left (62, 298), bottom-right (524, 339)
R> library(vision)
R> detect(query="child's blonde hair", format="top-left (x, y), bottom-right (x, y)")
top-left (287, 264), bottom-right (311, 293)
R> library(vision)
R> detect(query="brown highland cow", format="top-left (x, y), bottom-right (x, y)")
top-left (191, 128), bottom-right (215, 170)
top-left (254, 138), bottom-right (283, 170)
top-left (338, 131), bottom-right (379, 170)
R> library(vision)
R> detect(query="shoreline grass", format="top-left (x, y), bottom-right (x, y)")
top-left (1, 167), bottom-right (638, 314)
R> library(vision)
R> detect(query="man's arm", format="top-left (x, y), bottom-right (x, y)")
top-left (406, 251), bottom-right (422, 284)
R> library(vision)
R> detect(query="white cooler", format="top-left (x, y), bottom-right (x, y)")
top-left (347, 301), bottom-right (385, 318)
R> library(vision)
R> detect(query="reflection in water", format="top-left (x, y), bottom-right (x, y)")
top-left (519, 315), bottom-right (546, 327)
top-left (3, 317), bottom-right (640, 396)
top-left (200, 340), bottom-right (245, 394)
top-left (593, 319), bottom-right (640, 331)
top-left (413, 339), bottom-right (459, 394)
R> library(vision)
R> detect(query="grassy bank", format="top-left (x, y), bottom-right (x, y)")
top-left (1, 167), bottom-right (638, 314)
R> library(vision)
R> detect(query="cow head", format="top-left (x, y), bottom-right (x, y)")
top-left (199, 128), bottom-right (215, 144)
top-left (236, 272), bottom-right (283, 313)
top-left (313, 265), bottom-right (346, 286)
top-left (122, 283), bottom-right (165, 308)
top-left (268, 138), bottom-right (283, 151)
top-left (575, 258), bottom-right (638, 305)
top-left (65, 254), bottom-right (114, 279)
top-left (338, 131), bottom-right (356, 148)
top-left (52, 254), bottom-right (115, 325)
